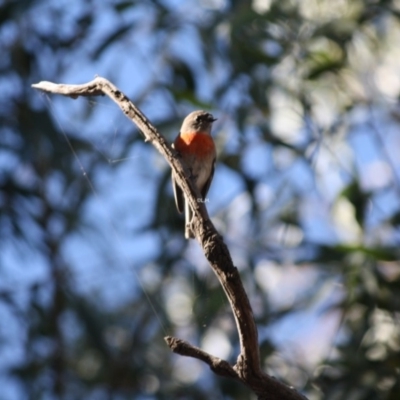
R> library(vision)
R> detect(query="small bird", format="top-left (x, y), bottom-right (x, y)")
top-left (172, 110), bottom-right (217, 239)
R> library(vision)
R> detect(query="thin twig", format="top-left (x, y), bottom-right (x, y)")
top-left (165, 336), bottom-right (238, 379)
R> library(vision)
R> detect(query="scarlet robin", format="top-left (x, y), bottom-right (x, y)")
top-left (172, 110), bottom-right (217, 239)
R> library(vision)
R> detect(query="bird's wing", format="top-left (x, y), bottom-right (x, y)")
top-left (172, 173), bottom-right (185, 213)
top-left (201, 157), bottom-right (216, 199)
top-left (172, 140), bottom-right (185, 213)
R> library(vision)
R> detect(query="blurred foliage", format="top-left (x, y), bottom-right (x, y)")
top-left (1, 0), bottom-right (400, 399)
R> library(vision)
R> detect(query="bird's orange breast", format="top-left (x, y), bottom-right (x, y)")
top-left (174, 132), bottom-right (215, 158)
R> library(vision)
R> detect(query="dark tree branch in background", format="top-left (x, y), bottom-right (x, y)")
top-left (32, 77), bottom-right (308, 400)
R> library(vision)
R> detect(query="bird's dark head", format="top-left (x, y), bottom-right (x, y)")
top-left (181, 110), bottom-right (217, 133)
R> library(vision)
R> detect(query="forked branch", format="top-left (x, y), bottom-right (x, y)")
top-left (32, 77), bottom-right (307, 400)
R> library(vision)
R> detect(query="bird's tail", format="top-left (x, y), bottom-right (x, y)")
top-left (184, 198), bottom-right (195, 239)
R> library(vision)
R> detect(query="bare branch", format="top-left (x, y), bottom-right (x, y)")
top-left (32, 80), bottom-right (104, 98)
top-left (32, 77), bottom-right (308, 400)
top-left (165, 336), bottom-right (239, 379)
